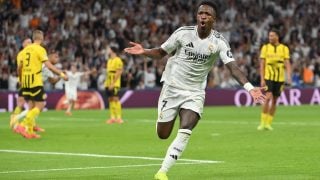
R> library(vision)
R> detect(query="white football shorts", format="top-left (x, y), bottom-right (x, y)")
top-left (157, 84), bottom-right (205, 122)
top-left (65, 88), bottom-right (77, 101)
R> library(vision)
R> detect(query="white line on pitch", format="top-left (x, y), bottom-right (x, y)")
top-left (0, 150), bottom-right (223, 164)
top-left (137, 119), bottom-right (320, 126)
top-left (46, 117), bottom-right (320, 126)
top-left (45, 116), bottom-right (320, 126)
top-left (0, 162), bottom-right (204, 174)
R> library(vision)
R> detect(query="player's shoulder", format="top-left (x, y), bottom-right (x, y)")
top-left (212, 30), bottom-right (230, 47)
top-left (17, 49), bottom-right (25, 56)
top-left (279, 43), bottom-right (289, 49)
top-left (114, 56), bottom-right (123, 62)
top-left (260, 43), bottom-right (270, 49)
top-left (28, 43), bottom-right (46, 52)
top-left (174, 26), bottom-right (196, 34)
top-left (35, 44), bottom-right (46, 51)
top-left (212, 30), bottom-right (226, 40)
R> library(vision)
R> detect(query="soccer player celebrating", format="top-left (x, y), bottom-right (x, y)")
top-left (14, 30), bottom-right (68, 139)
top-left (258, 29), bottom-right (292, 130)
top-left (124, 1), bottom-right (266, 179)
top-left (105, 46), bottom-right (124, 124)
top-left (64, 64), bottom-right (95, 116)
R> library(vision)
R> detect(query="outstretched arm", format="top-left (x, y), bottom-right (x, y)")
top-left (226, 61), bottom-right (266, 104)
top-left (44, 61), bottom-right (68, 81)
top-left (124, 42), bottom-right (167, 59)
top-left (226, 61), bottom-right (249, 86)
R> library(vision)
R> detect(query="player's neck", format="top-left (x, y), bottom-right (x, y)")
top-left (33, 40), bottom-right (42, 45)
top-left (110, 53), bottom-right (117, 58)
top-left (197, 27), bottom-right (211, 39)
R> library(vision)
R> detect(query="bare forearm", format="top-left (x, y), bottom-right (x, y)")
top-left (226, 61), bottom-right (249, 86)
top-left (285, 60), bottom-right (292, 81)
top-left (260, 59), bottom-right (265, 81)
top-left (143, 48), bottom-right (167, 59)
top-left (44, 61), bottom-right (62, 76)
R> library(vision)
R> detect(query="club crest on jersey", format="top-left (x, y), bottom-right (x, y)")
top-left (208, 44), bottom-right (214, 52)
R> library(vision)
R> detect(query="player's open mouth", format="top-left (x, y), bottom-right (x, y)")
top-left (200, 21), bottom-right (206, 27)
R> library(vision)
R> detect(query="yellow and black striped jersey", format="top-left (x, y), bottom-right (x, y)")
top-left (20, 43), bottom-right (48, 88)
top-left (260, 43), bottom-right (290, 82)
top-left (16, 49), bottom-right (24, 67)
top-left (104, 56), bottom-right (123, 88)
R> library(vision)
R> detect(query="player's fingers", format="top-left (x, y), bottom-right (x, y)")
top-left (256, 96), bottom-right (266, 104)
top-left (129, 42), bottom-right (139, 46)
top-left (258, 86), bottom-right (267, 91)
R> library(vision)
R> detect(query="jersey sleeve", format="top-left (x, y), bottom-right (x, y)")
top-left (115, 57), bottom-right (123, 69)
top-left (160, 27), bottom-right (181, 54)
top-left (39, 47), bottom-right (48, 62)
top-left (16, 51), bottom-right (23, 66)
top-left (218, 38), bottom-right (235, 64)
top-left (284, 45), bottom-right (290, 59)
top-left (260, 45), bottom-right (266, 59)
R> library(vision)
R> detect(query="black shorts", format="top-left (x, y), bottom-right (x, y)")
top-left (106, 87), bottom-right (120, 97)
top-left (265, 80), bottom-right (284, 97)
top-left (22, 86), bottom-right (47, 102)
top-left (18, 88), bottom-right (23, 97)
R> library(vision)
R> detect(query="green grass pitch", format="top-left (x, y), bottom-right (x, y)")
top-left (0, 105), bottom-right (319, 179)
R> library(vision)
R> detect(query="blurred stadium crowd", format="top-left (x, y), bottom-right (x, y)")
top-left (1, 0), bottom-right (320, 91)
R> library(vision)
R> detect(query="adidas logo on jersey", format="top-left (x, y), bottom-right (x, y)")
top-left (170, 154), bottom-right (178, 160)
top-left (186, 42), bottom-right (194, 48)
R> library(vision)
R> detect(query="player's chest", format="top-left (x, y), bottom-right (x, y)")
top-left (179, 38), bottom-right (218, 64)
top-left (265, 50), bottom-right (285, 60)
top-left (181, 38), bottom-right (218, 55)
top-left (69, 74), bottom-right (80, 81)
top-left (107, 60), bottom-right (118, 70)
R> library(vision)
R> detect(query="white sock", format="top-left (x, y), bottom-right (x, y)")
top-left (159, 129), bottom-right (192, 173)
top-left (16, 109), bottom-right (29, 121)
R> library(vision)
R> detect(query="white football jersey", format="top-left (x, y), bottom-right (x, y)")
top-left (160, 26), bottom-right (235, 91)
top-left (64, 71), bottom-right (84, 90)
top-left (42, 64), bottom-right (54, 82)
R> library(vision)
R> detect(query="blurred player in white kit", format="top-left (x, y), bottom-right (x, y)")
top-left (64, 64), bottom-right (95, 115)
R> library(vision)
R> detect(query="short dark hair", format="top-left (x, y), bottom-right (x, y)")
top-left (109, 46), bottom-right (120, 54)
top-left (269, 28), bottom-right (281, 37)
top-left (198, 0), bottom-right (218, 18)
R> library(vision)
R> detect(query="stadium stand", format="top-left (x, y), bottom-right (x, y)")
top-left (1, 0), bottom-right (320, 90)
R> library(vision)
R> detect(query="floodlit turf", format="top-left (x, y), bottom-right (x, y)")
top-left (0, 105), bottom-right (319, 179)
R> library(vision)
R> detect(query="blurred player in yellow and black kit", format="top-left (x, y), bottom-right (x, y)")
top-left (14, 30), bottom-right (68, 139)
top-left (10, 38), bottom-right (32, 127)
top-left (105, 46), bottom-right (124, 124)
top-left (258, 29), bottom-right (292, 130)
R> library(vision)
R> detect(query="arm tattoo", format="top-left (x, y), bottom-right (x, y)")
top-left (225, 61), bottom-right (249, 86)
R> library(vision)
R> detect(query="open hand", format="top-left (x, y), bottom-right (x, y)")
top-left (249, 87), bottom-right (266, 104)
top-left (124, 42), bottom-right (145, 55)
